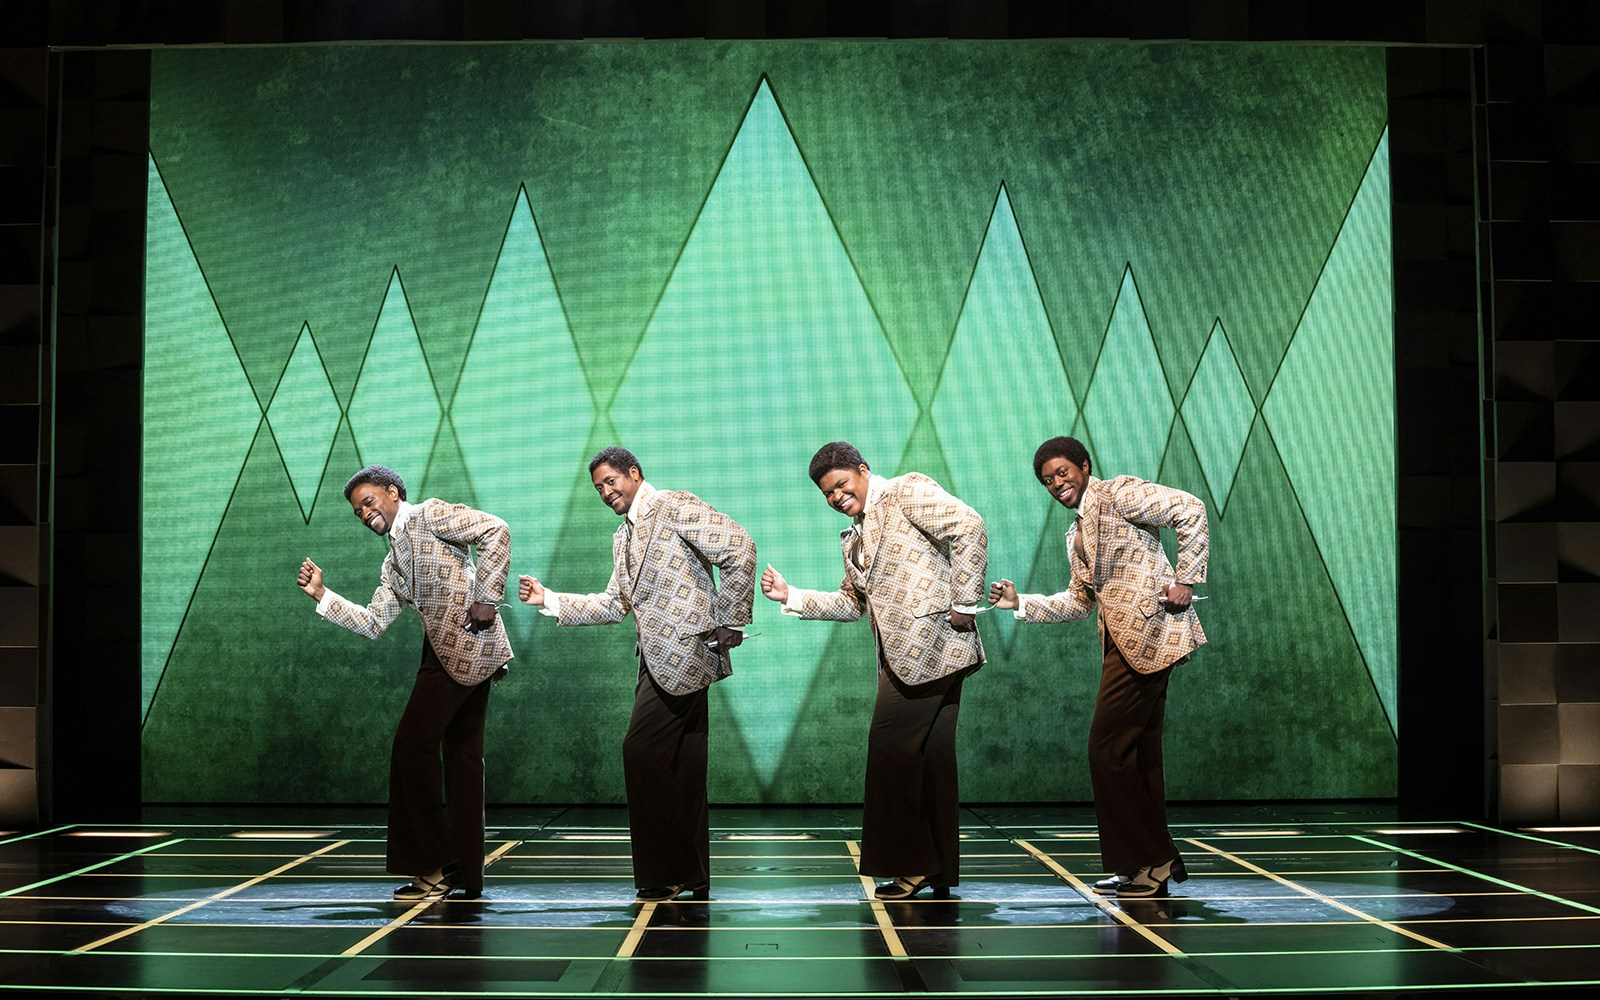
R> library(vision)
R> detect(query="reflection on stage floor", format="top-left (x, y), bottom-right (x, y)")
top-left (0, 803), bottom-right (1596, 997)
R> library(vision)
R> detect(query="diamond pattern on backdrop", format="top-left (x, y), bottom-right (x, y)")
top-left (265, 324), bottom-right (342, 521)
top-left (346, 271), bottom-right (443, 492)
top-left (451, 188), bottom-right (596, 578)
top-left (141, 71), bottom-right (1400, 783)
top-left (608, 79), bottom-right (920, 789)
top-left (142, 155), bottom-right (265, 717)
top-left (1081, 268), bottom-right (1176, 483)
top-left (1263, 129), bottom-right (1397, 734)
top-left (931, 184), bottom-right (1077, 646)
top-left (1181, 320), bottom-right (1257, 517)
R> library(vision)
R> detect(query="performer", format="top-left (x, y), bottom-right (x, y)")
top-left (518, 446), bottom-right (755, 903)
top-left (297, 464), bottom-right (513, 901)
top-left (989, 436), bottom-right (1207, 898)
top-left (760, 441), bottom-right (986, 900)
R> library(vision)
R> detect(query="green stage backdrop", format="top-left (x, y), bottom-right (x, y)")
top-left (141, 41), bottom-right (1396, 803)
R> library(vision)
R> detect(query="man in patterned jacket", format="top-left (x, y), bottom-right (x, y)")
top-left (990, 436), bottom-right (1208, 899)
top-left (760, 441), bottom-right (987, 901)
top-left (518, 446), bottom-right (756, 903)
top-left (297, 464), bottom-right (513, 902)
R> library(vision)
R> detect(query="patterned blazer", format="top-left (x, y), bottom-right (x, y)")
top-left (552, 490), bottom-right (756, 696)
top-left (321, 498), bottom-right (514, 686)
top-left (793, 473), bottom-right (986, 686)
top-left (1019, 475), bottom-right (1208, 674)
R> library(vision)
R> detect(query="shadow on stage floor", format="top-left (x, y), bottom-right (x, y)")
top-left (1, 802), bottom-right (1597, 998)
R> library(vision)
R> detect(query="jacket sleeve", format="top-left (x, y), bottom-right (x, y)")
top-left (1111, 479), bottom-right (1209, 585)
top-left (897, 474), bottom-right (988, 607)
top-left (552, 566), bottom-right (631, 626)
top-left (422, 500), bottom-right (513, 604)
top-left (318, 563), bottom-right (405, 639)
top-left (794, 574), bottom-right (866, 622)
top-left (667, 495), bottom-right (757, 628)
top-left (1017, 581), bottom-right (1095, 623)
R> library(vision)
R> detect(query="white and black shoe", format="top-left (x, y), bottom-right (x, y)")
top-left (393, 865), bottom-right (460, 901)
top-left (1114, 857), bottom-right (1188, 898)
top-left (635, 879), bottom-right (709, 902)
top-left (1091, 871), bottom-right (1135, 895)
top-left (874, 875), bottom-right (950, 900)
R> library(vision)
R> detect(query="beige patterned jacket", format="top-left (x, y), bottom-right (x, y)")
top-left (320, 499), bottom-right (514, 686)
top-left (793, 473), bottom-right (986, 685)
top-left (552, 490), bottom-right (756, 696)
top-left (1019, 475), bottom-right (1207, 673)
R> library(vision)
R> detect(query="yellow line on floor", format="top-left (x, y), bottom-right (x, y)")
top-left (1014, 839), bottom-right (1184, 957)
top-left (338, 840), bottom-right (519, 958)
top-left (844, 839), bottom-right (908, 958)
top-left (615, 902), bottom-right (657, 958)
top-left (69, 839), bottom-right (352, 953)
top-left (1185, 837), bottom-right (1457, 952)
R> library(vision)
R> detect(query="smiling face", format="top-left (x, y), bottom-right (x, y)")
top-left (349, 481), bottom-right (402, 535)
top-left (592, 462), bottom-right (644, 516)
top-left (1038, 455), bottom-right (1092, 509)
top-left (816, 464), bottom-right (872, 518)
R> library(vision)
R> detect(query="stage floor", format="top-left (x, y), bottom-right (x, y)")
top-left (1, 804), bottom-right (1597, 998)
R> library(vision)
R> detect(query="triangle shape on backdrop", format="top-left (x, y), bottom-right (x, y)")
top-left (1261, 127), bottom-right (1396, 736)
top-left (142, 153), bottom-right (265, 718)
top-left (607, 77), bottom-right (921, 787)
top-left (1163, 419), bottom-right (1397, 796)
top-left (1080, 267), bottom-right (1176, 483)
top-left (265, 323), bottom-right (342, 522)
top-left (450, 187), bottom-right (597, 579)
top-left (346, 270), bottom-right (443, 490)
top-left (1180, 320), bottom-right (1256, 518)
top-left (931, 183), bottom-right (1077, 654)
top-left (144, 421), bottom-right (419, 802)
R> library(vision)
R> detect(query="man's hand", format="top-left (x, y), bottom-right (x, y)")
top-left (1162, 582), bottom-right (1193, 612)
top-left (949, 610), bottom-right (976, 632)
top-left (988, 579), bottom-right (1018, 610)
top-left (518, 575), bottom-right (545, 607)
top-left (298, 558), bottom-right (325, 601)
top-left (760, 564), bottom-right (789, 603)
top-left (464, 601), bottom-right (497, 634)
top-left (702, 625), bottom-right (744, 652)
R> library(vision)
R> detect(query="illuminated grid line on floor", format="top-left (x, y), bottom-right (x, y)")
top-left (0, 812), bottom-right (1597, 997)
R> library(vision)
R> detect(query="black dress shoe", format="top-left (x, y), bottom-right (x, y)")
top-left (635, 879), bottom-right (709, 902)
top-left (874, 876), bottom-right (950, 900)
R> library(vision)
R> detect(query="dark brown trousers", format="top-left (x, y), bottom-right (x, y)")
top-left (1088, 634), bottom-right (1179, 874)
top-left (388, 639), bottom-right (492, 894)
top-left (858, 666), bottom-right (970, 884)
top-left (623, 665), bottom-right (711, 889)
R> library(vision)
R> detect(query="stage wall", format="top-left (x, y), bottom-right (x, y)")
top-left (140, 40), bottom-right (1396, 803)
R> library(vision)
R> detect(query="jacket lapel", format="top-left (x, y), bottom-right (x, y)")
top-left (858, 489), bottom-right (890, 576)
top-left (388, 514), bottom-right (416, 599)
top-left (1077, 477), bottom-right (1104, 587)
top-left (628, 504), bottom-right (664, 590)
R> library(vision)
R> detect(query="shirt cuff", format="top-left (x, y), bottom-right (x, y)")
top-left (781, 588), bottom-right (813, 616)
top-left (315, 588), bottom-right (340, 618)
top-left (540, 592), bottom-right (561, 618)
top-left (1014, 594), bottom-right (1029, 621)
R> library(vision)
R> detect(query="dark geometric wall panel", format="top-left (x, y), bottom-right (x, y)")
top-left (0, 45), bottom-right (47, 827)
